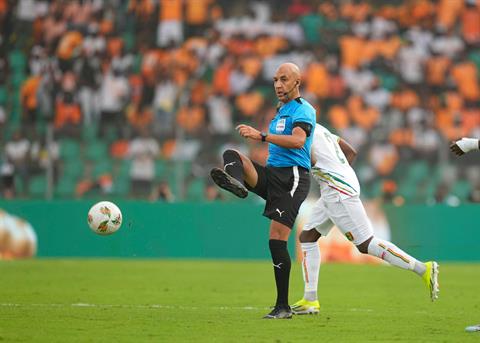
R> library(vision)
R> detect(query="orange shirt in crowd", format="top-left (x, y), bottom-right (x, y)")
top-left (390, 128), bottom-right (414, 147)
top-left (190, 80), bottom-right (208, 105)
top-left (390, 89), bottom-right (419, 111)
top-left (436, 109), bottom-right (465, 140)
top-left (451, 62), bottom-right (480, 100)
top-left (361, 40), bottom-right (381, 64)
top-left (54, 101), bottom-right (82, 128)
top-left (328, 74), bottom-right (346, 99)
top-left (176, 105), bottom-right (205, 133)
top-left (305, 62), bottom-right (329, 98)
top-left (379, 36), bottom-right (401, 60)
top-left (445, 91), bottom-right (464, 111)
top-left (462, 108), bottom-right (480, 134)
top-left (107, 37), bottom-right (124, 58)
top-left (348, 96), bottom-right (380, 130)
top-left (235, 92), bottom-right (264, 118)
top-left (339, 35), bottom-right (364, 69)
top-left (126, 105), bottom-right (154, 130)
top-left (129, 0), bottom-right (155, 17)
top-left (328, 105), bottom-right (350, 130)
top-left (437, 0), bottom-right (464, 30)
top-left (425, 56), bottom-right (451, 86)
top-left (186, 0), bottom-right (212, 25)
top-left (159, 0), bottom-right (183, 21)
top-left (255, 36), bottom-right (286, 57)
top-left (99, 18), bottom-right (114, 35)
top-left (240, 55), bottom-right (262, 78)
top-left (411, 0), bottom-right (435, 21)
top-left (129, 75), bottom-right (143, 104)
top-left (341, 2), bottom-right (371, 22)
top-left (462, 6), bottom-right (480, 43)
top-left (21, 76), bottom-right (41, 111)
top-left (0, 0), bottom-right (7, 15)
top-left (212, 58), bottom-right (233, 96)
top-left (57, 31), bottom-right (83, 60)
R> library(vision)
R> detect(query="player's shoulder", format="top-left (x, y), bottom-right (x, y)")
top-left (314, 123), bottom-right (329, 134)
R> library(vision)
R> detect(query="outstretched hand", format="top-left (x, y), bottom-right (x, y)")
top-left (449, 141), bottom-right (465, 156)
top-left (236, 124), bottom-right (261, 141)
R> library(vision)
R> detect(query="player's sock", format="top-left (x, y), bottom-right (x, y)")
top-left (300, 242), bottom-right (320, 302)
top-left (269, 239), bottom-right (291, 307)
top-left (222, 150), bottom-right (244, 184)
top-left (367, 237), bottom-right (426, 275)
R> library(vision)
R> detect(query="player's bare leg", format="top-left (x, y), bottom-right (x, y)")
top-left (210, 149), bottom-right (258, 198)
top-left (264, 220), bottom-right (293, 319)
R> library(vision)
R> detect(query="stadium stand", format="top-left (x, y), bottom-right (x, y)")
top-left (0, 0), bottom-right (479, 203)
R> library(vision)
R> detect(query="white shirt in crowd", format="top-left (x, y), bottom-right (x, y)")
top-left (128, 137), bottom-right (159, 181)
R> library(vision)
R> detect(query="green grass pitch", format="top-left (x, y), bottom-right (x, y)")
top-left (1, 259), bottom-right (480, 342)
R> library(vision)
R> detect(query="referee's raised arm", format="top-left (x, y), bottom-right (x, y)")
top-left (210, 62), bottom-right (316, 319)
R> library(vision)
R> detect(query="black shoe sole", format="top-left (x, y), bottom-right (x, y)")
top-left (263, 314), bottom-right (293, 319)
top-left (210, 168), bottom-right (248, 199)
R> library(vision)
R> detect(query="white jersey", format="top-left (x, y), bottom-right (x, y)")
top-left (311, 124), bottom-right (360, 201)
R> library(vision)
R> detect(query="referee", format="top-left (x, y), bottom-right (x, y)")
top-left (211, 62), bottom-right (316, 319)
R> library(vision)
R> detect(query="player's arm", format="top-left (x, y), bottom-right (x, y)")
top-left (450, 138), bottom-right (479, 156)
top-left (236, 124), bottom-right (309, 149)
top-left (338, 137), bottom-right (357, 165)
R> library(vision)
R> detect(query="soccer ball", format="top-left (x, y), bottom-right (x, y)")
top-left (87, 201), bottom-right (122, 236)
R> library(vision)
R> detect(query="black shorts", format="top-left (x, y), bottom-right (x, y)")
top-left (246, 162), bottom-right (310, 229)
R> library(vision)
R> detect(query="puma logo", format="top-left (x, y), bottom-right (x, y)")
top-left (275, 208), bottom-right (284, 217)
top-left (273, 262), bottom-right (283, 269)
top-left (224, 162), bottom-right (236, 170)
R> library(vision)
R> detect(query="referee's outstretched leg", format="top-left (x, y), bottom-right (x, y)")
top-left (211, 148), bottom-right (306, 319)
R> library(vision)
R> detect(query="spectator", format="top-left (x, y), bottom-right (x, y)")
top-left (127, 129), bottom-right (160, 198)
top-left (149, 181), bottom-right (175, 202)
top-left (4, 131), bottom-right (30, 195)
top-left (98, 66), bottom-right (130, 139)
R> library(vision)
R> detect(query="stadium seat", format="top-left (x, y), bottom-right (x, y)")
top-left (62, 159), bottom-right (84, 179)
top-left (155, 159), bottom-right (167, 179)
top-left (11, 73), bottom-right (26, 88)
top-left (406, 161), bottom-right (429, 184)
top-left (85, 140), bottom-right (108, 161)
top-left (186, 179), bottom-right (205, 201)
top-left (60, 139), bottom-right (81, 160)
top-left (0, 86), bottom-right (7, 105)
top-left (28, 175), bottom-right (46, 197)
top-left (113, 177), bottom-right (130, 196)
top-left (452, 180), bottom-right (471, 202)
top-left (55, 177), bottom-right (76, 197)
top-left (8, 50), bottom-right (26, 74)
top-left (93, 159), bottom-right (113, 178)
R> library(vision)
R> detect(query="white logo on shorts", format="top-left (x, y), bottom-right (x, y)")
top-left (276, 208), bottom-right (284, 217)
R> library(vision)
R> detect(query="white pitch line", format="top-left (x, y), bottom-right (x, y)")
top-left (0, 303), bottom-right (375, 313)
top-left (0, 303), bottom-right (267, 311)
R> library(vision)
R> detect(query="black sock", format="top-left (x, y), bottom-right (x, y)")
top-left (269, 239), bottom-right (291, 307)
top-left (222, 150), bottom-right (244, 184)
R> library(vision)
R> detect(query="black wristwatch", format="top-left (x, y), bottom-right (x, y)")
top-left (261, 132), bottom-right (268, 142)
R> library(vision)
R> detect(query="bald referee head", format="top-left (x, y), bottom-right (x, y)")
top-left (274, 62), bottom-right (301, 103)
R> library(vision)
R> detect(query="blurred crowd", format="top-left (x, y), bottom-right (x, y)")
top-left (0, 0), bottom-right (479, 203)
